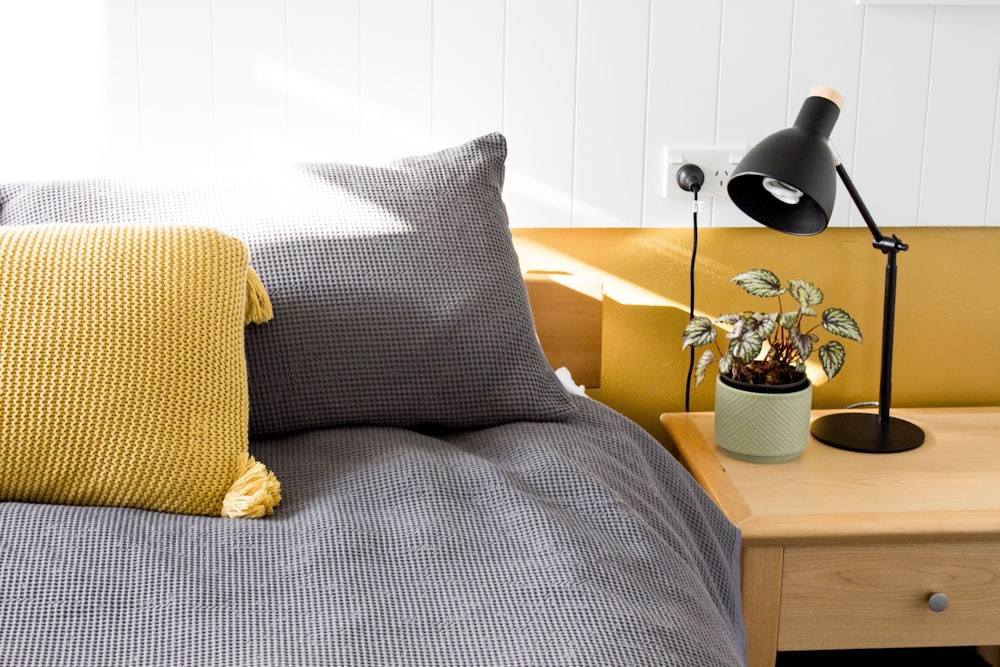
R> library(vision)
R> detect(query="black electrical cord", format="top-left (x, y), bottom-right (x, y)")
top-left (685, 192), bottom-right (698, 412)
top-left (676, 164), bottom-right (705, 412)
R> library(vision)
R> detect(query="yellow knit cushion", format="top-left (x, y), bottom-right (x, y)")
top-left (0, 224), bottom-right (280, 518)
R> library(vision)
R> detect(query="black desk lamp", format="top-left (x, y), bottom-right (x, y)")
top-left (726, 85), bottom-right (924, 453)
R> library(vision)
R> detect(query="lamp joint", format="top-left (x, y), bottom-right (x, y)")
top-left (872, 235), bottom-right (908, 255)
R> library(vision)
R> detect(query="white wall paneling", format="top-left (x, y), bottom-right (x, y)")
top-left (212, 0), bottom-right (288, 163)
top-left (571, 0), bottom-right (649, 227)
top-left (136, 0), bottom-right (214, 170)
top-left (918, 6), bottom-right (1000, 226)
top-left (990, 78), bottom-right (1000, 226)
top-left (359, 0), bottom-right (433, 159)
top-left (788, 2), bottom-right (864, 229)
top-left (643, 1), bottom-right (724, 229)
top-left (285, 0), bottom-right (362, 162)
top-left (0, 1), bottom-right (112, 181)
top-left (431, 0), bottom-right (506, 150)
top-left (3, 0), bottom-right (999, 228)
top-left (712, 0), bottom-right (796, 229)
top-left (852, 6), bottom-right (935, 229)
top-left (503, 0), bottom-right (578, 227)
top-left (108, 0), bottom-right (142, 171)
top-left (859, 0), bottom-right (1000, 5)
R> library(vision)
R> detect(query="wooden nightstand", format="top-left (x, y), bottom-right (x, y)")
top-left (661, 407), bottom-right (1000, 667)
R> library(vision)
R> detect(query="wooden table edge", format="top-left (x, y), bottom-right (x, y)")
top-left (660, 413), bottom-right (752, 525)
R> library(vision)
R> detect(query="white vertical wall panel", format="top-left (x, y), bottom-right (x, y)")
top-left (990, 83), bottom-right (1000, 227)
top-left (572, 0), bottom-right (650, 228)
top-left (644, 0), bottom-right (724, 229)
top-left (714, 0), bottom-right (795, 228)
top-left (717, 0), bottom-right (795, 144)
top-left (919, 6), bottom-right (1000, 227)
top-left (503, 0), bottom-right (577, 228)
top-left (136, 0), bottom-right (214, 170)
top-left (212, 0), bottom-right (288, 163)
top-left (359, 0), bottom-right (433, 160)
top-left (432, 0), bottom-right (505, 150)
top-left (0, 0), bottom-right (111, 181)
top-left (106, 0), bottom-right (142, 173)
top-left (4, 0), bottom-right (1000, 228)
top-left (788, 1), bottom-right (864, 229)
top-left (853, 6), bottom-right (934, 229)
top-left (286, 0), bottom-right (362, 162)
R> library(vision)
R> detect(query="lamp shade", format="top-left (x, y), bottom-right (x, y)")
top-left (727, 86), bottom-right (844, 235)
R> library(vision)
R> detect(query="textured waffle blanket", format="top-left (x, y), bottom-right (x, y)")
top-left (0, 396), bottom-right (746, 666)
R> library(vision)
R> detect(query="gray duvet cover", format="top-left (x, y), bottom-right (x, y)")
top-left (1, 396), bottom-right (745, 666)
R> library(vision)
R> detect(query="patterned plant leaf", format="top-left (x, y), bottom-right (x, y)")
top-left (818, 340), bottom-right (846, 380)
top-left (821, 308), bottom-right (863, 343)
top-left (725, 317), bottom-right (744, 341)
top-left (755, 314), bottom-right (777, 339)
top-left (789, 279), bottom-right (823, 313)
top-left (682, 316), bottom-right (717, 349)
top-left (729, 313), bottom-right (775, 340)
top-left (789, 326), bottom-right (815, 361)
top-left (694, 350), bottom-right (715, 386)
top-left (718, 353), bottom-right (733, 377)
top-left (777, 311), bottom-right (799, 330)
top-left (688, 268), bottom-right (863, 389)
top-left (729, 325), bottom-right (764, 362)
top-left (732, 269), bottom-right (785, 298)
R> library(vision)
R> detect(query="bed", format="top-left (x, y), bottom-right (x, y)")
top-left (0, 134), bottom-right (746, 665)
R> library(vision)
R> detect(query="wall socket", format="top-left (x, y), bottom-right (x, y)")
top-left (665, 146), bottom-right (746, 200)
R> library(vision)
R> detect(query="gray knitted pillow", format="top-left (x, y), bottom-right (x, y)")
top-left (0, 134), bottom-right (577, 436)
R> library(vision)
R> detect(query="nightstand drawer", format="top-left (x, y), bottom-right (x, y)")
top-left (778, 541), bottom-right (1000, 651)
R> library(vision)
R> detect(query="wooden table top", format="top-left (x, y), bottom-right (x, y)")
top-left (661, 407), bottom-right (1000, 545)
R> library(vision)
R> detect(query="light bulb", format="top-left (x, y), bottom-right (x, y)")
top-left (762, 177), bottom-right (803, 205)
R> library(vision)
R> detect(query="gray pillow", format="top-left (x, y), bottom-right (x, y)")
top-left (0, 133), bottom-right (577, 436)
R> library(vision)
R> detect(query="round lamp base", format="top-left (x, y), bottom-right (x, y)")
top-left (811, 412), bottom-right (925, 453)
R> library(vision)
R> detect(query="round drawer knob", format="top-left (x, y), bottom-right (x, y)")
top-left (928, 592), bottom-right (949, 612)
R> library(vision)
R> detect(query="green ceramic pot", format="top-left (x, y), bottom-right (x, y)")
top-left (714, 374), bottom-right (812, 463)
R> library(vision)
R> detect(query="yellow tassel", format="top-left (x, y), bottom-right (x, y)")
top-left (221, 452), bottom-right (281, 519)
top-left (245, 266), bottom-right (273, 325)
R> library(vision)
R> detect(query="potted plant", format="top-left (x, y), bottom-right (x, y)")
top-left (682, 268), bottom-right (862, 462)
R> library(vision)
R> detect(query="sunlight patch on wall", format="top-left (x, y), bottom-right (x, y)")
top-left (513, 236), bottom-right (685, 309)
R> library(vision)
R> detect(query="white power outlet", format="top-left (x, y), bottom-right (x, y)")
top-left (665, 146), bottom-right (746, 200)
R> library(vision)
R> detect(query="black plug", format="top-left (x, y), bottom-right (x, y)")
top-left (676, 163), bottom-right (705, 194)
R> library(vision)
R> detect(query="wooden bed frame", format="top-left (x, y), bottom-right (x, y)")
top-left (524, 273), bottom-right (603, 389)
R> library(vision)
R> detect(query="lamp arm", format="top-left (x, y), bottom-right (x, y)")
top-left (834, 162), bottom-right (908, 254)
top-left (833, 162), bottom-right (908, 429)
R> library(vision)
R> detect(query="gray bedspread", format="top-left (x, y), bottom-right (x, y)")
top-left (1, 396), bottom-right (745, 666)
